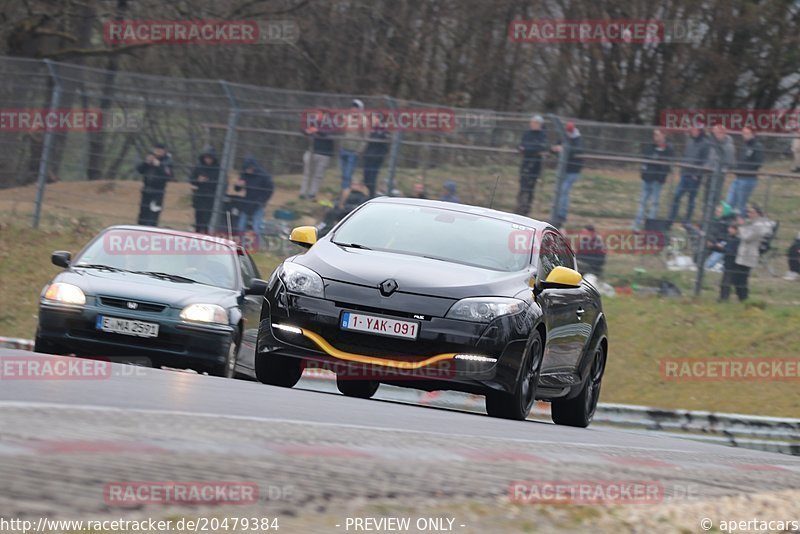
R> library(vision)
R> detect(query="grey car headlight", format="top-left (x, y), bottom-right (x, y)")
top-left (280, 262), bottom-right (325, 298)
top-left (180, 303), bottom-right (228, 324)
top-left (446, 297), bottom-right (525, 322)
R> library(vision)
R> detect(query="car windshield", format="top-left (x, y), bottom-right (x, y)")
top-left (73, 229), bottom-right (238, 289)
top-left (331, 202), bottom-right (534, 272)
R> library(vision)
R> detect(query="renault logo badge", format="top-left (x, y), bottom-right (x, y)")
top-left (379, 279), bottom-right (398, 296)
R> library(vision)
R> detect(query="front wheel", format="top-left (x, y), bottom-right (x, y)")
top-left (255, 353), bottom-right (303, 387)
top-left (34, 333), bottom-right (60, 355)
top-left (486, 330), bottom-right (543, 421)
top-left (209, 335), bottom-right (240, 378)
top-left (336, 376), bottom-right (379, 399)
top-left (551, 342), bottom-right (607, 428)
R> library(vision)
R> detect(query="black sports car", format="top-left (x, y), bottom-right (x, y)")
top-left (256, 198), bottom-right (608, 427)
top-left (35, 225), bottom-right (267, 377)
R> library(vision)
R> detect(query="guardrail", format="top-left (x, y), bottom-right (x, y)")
top-left (3, 337), bottom-right (798, 456)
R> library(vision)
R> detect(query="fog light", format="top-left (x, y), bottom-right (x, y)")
top-left (272, 323), bottom-right (302, 334)
top-left (454, 354), bottom-right (497, 363)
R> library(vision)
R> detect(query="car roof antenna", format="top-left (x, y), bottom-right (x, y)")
top-left (489, 174), bottom-right (501, 209)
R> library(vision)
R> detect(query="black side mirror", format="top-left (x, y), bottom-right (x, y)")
top-left (51, 250), bottom-right (71, 268)
top-left (244, 278), bottom-right (268, 296)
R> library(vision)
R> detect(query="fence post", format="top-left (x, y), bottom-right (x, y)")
top-left (32, 60), bottom-right (63, 229)
top-left (209, 80), bottom-right (240, 234)
top-left (384, 95), bottom-right (401, 196)
top-left (547, 114), bottom-right (567, 226)
top-left (693, 140), bottom-right (725, 296)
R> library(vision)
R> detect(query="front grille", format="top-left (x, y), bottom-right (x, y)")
top-left (99, 297), bottom-right (167, 313)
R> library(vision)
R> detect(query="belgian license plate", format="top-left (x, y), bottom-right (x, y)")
top-left (96, 315), bottom-right (159, 338)
top-left (341, 312), bottom-right (419, 340)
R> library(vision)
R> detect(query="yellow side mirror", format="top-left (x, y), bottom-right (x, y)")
top-left (289, 226), bottom-right (318, 248)
top-left (544, 266), bottom-right (582, 287)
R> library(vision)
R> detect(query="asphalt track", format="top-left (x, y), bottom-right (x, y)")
top-left (1, 349), bottom-right (799, 530)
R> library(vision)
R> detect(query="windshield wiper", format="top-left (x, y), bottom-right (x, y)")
top-left (134, 271), bottom-right (197, 283)
top-left (73, 263), bottom-right (124, 272)
top-left (334, 242), bottom-right (372, 250)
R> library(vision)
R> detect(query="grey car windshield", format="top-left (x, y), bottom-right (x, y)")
top-left (73, 229), bottom-right (239, 289)
top-left (332, 203), bottom-right (534, 272)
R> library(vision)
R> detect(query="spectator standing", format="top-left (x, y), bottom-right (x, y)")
top-left (725, 127), bottom-right (763, 214)
top-left (136, 142), bottom-right (173, 227)
top-left (439, 180), bottom-right (460, 203)
top-left (550, 121), bottom-right (583, 228)
top-left (188, 146), bottom-right (219, 234)
top-left (362, 119), bottom-right (390, 197)
top-left (722, 204), bottom-right (773, 301)
top-left (791, 129), bottom-right (800, 172)
top-left (704, 201), bottom-right (735, 271)
top-left (234, 155), bottom-right (274, 235)
top-left (575, 224), bottom-right (607, 277)
top-left (668, 126), bottom-right (709, 226)
top-left (413, 182), bottom-right (428, 200)
top-left (784, 232), bottom-right (800, 281)
top-left (300, 111), bottom-right (335, 200)
top-left (634, 129), bottom-right (674, 230)
top-left (339, 99), bottom-right (368, 191)
top-left (717, 223), bottom-right (743, 302)
top-left (515, 114), bottom-right (547, 216)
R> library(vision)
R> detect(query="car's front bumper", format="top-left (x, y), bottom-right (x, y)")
top-left (257, 286), bottom-right (535, 394)
top-left (37, 300), bottom-right (234, 370)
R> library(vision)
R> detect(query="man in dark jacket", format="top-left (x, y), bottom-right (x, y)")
top-left (362, 121), bottom-right (390, 198)
top-left (189, 146), bottom-right (220, 234)
top-left (717, 223), bottom-right (743, 302)
top-left (136, 142), bottom-right (173, 227)
top-left (704, 201), bottom-right (735, 271)
top-left (550, 121), bottom-right (583, 228)
top-left (300, 110), bottom-right (335, 200)
top-left (515, 114), bottom-right (547, 216)
top-left (234, 155), bottom-right (274, 234)
top-left (668, 126), bottom-right (710, 226)
top-left (784, 232), bottom-right (800, 281)
top-left (725, 126), bottom-right (764, 215)
top-left (634, 129), bottom-right (674, 230)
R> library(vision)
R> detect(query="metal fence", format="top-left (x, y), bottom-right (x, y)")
top-left (2, 56), bottom-right (799, 300)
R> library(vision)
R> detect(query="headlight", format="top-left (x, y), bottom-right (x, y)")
top-left (280, 262), bottom-right (324, 298)
top-left (180, 303), bottom-right (228, 324)
top-left (44, 283), bottom-right (86, 305)
top-left (446, 297), bottom-right (525, 322)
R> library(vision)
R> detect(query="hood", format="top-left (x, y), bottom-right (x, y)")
top-left (53, 269), bottom-right (238, 308)
top-left (198, 146), bottom-right (218, 165)
top-left (241, 155), bottom-right (267, 176)
top-left (294, 239), bottom-right (529, 299)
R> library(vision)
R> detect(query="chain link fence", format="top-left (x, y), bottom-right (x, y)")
top-left (2, 56), bottom-right (799, 301)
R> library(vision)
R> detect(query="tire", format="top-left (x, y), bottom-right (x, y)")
top-left (552, 342), bottom-right (607, 428)
top-left (485, 330), bottom-right (543, 421)
top-left (209, 334), bottom-right (240, 378)
top-left (255, 353), bottom-right (303, 387)
top-left (336, 376), bottom-right (379, 399)
top-left (33, 334), bottom-right (60, 355)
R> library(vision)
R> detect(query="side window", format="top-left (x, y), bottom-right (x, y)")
top-left (538, 232), bottom-right (559, 281)
top-left (553, 233), bottom-right (576, 270)
top-left (239, 253), bottom-right (256, 288)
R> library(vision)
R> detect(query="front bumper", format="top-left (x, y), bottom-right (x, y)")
top-left (37, 299), bottom-right (234, 370)
top-left (258, 287), bottom-right (535, 394)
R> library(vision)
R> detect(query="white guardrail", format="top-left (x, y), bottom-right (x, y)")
top-left (2, 337), bottom-right (798, 456)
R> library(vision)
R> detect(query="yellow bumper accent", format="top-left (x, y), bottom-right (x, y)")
top-left (300, 328), bottom-right (457, 370)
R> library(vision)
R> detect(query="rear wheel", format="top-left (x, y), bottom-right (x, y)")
top-left (336, 376), bottom-right (379, 399)
top-left (486, 330), bottom-right (543, 421)
top-left (552, 342), bottom-right (606, 428)
top-left (255, 353), bottom-right (303, 387)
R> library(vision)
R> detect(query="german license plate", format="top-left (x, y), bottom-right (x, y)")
top-left (340, 312), bottom-right (419, 340)
top-left (96, 315), bottom-right (159, 338)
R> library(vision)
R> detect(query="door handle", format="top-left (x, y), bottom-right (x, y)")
top-left (576, 307), bottom-right (585, 318)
